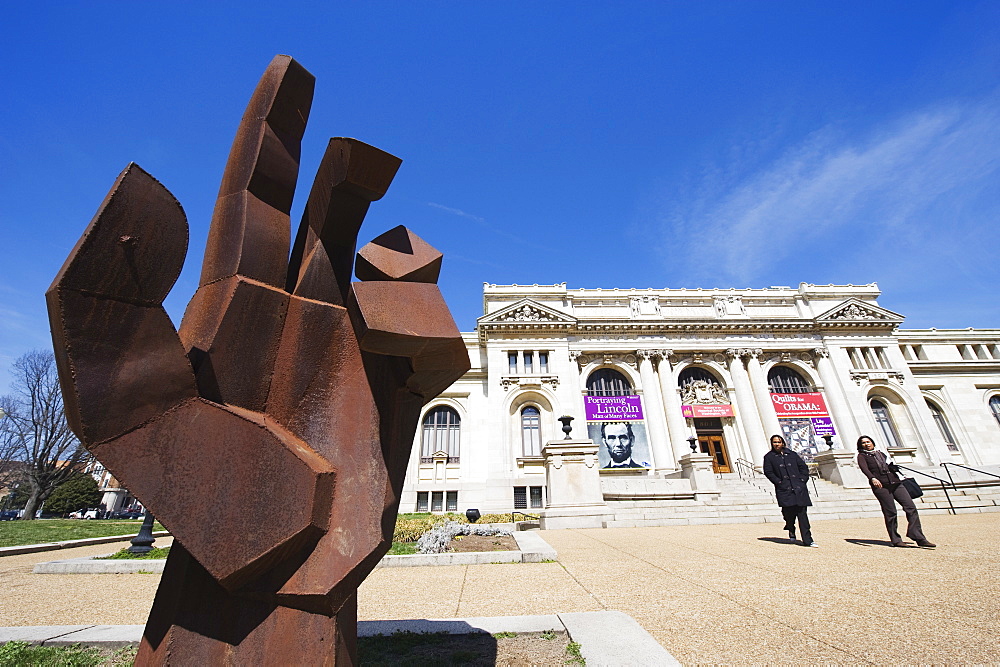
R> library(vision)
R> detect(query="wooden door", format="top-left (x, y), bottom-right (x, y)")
top-left (698, 434), bottom-right (732, 473)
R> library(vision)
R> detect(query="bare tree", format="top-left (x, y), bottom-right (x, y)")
top-left (0, 350), bottom-right (90, 519)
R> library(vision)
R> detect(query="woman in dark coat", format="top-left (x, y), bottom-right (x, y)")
top-left (762, 434), bottom-right (817, 547)
top-left (856, 435), bottom-right (935, 548)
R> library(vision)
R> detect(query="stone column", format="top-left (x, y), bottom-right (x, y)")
top-left (746, 348), bottom-right (782, 439)
top-left (727, 349), bottom-right (768, 464)
top-left (656, 350), bottom-right (689, 468)
top-left (637, 350), bottom-right (671, 472)
top-left (567, 350), bottom-right (587, 423)
top-left (813, 347), bottom-right (858, 448)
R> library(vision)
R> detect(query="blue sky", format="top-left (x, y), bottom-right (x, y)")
top-left (2, 2), bottom-right (999, 395)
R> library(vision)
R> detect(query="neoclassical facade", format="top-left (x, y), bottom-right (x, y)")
top-left (401, 283), bottom-right (1000, 513)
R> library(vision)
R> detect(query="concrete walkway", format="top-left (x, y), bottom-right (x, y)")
top-left (2, 513), bottom-right (999, 664)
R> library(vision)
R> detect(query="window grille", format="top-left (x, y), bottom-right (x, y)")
top-left (677, 367), bottom-right (722, 389)
top-left (768, 366), bottom-right (813, 394)
top-left (586, 368), bottom-right (633, 396)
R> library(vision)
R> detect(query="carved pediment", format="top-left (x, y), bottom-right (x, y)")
top-left (816, 299), bottom-right (903, 327)
top-left (478, 299), bottom-right (577, 326)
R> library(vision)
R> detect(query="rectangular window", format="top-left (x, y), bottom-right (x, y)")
top-left (508, 351), bottom-right (517, 374)
top-left (513, 486), bottom-right (527, 509)
top-left (530, 486), bottom-right (543, 509)
top-left (539, 352), bottom-right (548, 373)
top-left (446, 491), bottom-right (458, 512)
top-left (431, 491), bottom-right (444, 512)
top-left (524, 351), bottom-right (534, 374)
top-left (416, 492), bottom-right (428, 512)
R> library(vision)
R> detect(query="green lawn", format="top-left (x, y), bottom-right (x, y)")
top-left (0, 519), bottom-right (166, 548)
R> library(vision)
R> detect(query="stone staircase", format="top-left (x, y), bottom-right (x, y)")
top-left (601, 470), bottom-right (1000, 528)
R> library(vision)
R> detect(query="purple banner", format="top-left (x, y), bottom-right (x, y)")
top-left (585, 395), bottom-right (644, 421)
top-left (811, 416), bottom-right (836, 436)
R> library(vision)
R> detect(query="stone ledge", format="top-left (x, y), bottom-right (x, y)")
top-left (0, 532), bottom-right (170, 558)
top-left (32, 532), bottom-right (558, 573)
top-left (34, 555), bottom-right (166, 574)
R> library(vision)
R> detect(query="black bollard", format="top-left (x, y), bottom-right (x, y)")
top-left (128, 509), bottom-right (156, 555)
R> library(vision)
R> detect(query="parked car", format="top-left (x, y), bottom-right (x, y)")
top-left (0, 510), bottom-right (18, 521)
top-left (111, 509), bottom-right (143, 520)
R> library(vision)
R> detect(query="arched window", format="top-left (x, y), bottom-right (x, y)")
top-left (677, 367), bottom-right (722, 389)
top-left (421, 406), bottom-right (460, 460)
top-left (869, 398), bottom-right (902, 449)
top-left (991, 396), bottom-right (1000, 428)
top-left (926, 400), bottom-right (959, 452)
top-left (768, 366), bottom-right (813, 394)
top-left (586, 368), bottom-right (633, 396)
top-left (521, 406), bottom-right (542, 456)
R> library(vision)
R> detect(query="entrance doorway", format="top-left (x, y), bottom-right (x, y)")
top-left (694, 418), bottom-right (732, 473)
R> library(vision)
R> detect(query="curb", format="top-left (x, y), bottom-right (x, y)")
top-left (0, 532), bottom-right (171, 557)
top-left (0, 612), bottom-right (679, 664)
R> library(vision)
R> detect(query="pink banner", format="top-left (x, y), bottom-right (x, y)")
top-left (770, 392), bottom-right (829, 418)
top-left (681, 404), bottom-right (734, 418)
top-left (585, 395), bottom-right (644, 421)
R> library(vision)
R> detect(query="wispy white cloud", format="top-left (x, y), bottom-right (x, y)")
top-left (427, 202), bottom-right (487, 223)
top-left (427, 201), bottom-right (529, 246)
top-left (661, 95), bottom-right (1000, 287)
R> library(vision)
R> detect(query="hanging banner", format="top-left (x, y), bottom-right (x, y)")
top-left (584, 395), bottom-right (644, 421)
top-left (681, 404), bottom-right (734, 418)
top-left (811, 416), bottom-right (836, 436)
top-left (770, 392), bottom-right (829, 418)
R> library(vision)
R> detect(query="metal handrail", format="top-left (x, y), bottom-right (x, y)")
top-left (940, 462), bottom-right (1000, 486)
top-left (511, 510), bottom-right (539, 523)
top-left (895, 464), bottom-right (957, 515)
top-left (734, 458), bottom-right (759, 480)
top-left (734, 458), bottom-right (774, 496)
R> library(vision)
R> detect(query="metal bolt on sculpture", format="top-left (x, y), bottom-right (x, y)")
top-left (46, 55), bottom-right (470, 665)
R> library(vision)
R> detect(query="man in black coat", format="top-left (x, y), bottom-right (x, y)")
top-left (762, 434), bottom-right (817, 547)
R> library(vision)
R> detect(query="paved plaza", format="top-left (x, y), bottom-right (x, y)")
top-left (2, 513), bottom-right (998, 664)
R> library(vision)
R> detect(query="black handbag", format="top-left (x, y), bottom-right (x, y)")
top-left (900, 476), bottom-right (923, 498)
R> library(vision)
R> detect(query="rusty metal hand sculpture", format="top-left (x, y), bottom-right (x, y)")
top-left (46, 55), bottom-right (469, 665)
